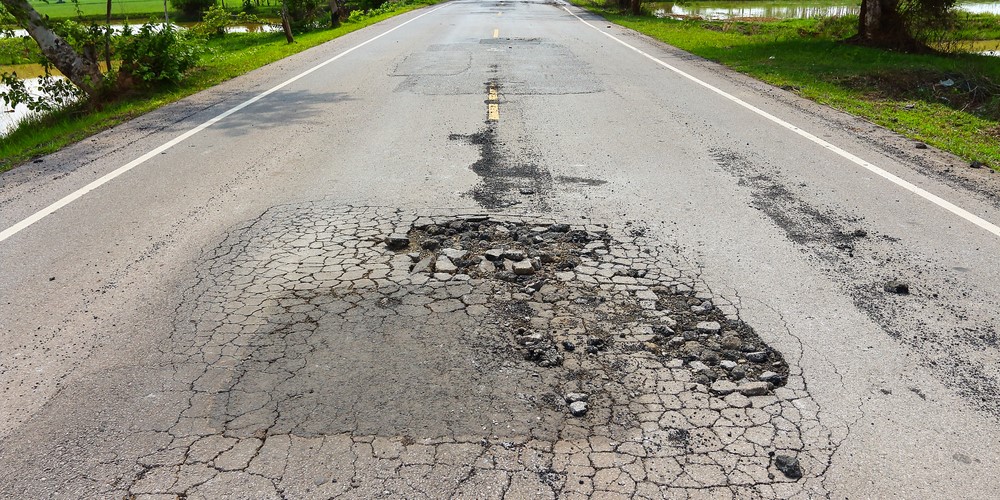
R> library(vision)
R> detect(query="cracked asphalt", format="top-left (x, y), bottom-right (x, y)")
top-left (2, 0), bottom-right (1000, 498)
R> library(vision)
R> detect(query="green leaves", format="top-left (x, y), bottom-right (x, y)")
top-left (116, 23), bottom-right (204, 86)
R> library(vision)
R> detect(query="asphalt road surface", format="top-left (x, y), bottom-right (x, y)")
top-left (2, 0), bottom-right (1000, 498)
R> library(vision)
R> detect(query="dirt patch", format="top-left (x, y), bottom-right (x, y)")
top-left (838, 69), bottom-right (1000, 119)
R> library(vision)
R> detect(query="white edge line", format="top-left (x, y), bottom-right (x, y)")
top-left (562, 5), bottom-right (1000, 239)
top-left (0, 3), bottom-right (450, 244)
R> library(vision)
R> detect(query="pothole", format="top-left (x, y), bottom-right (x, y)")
top-left (133, 204), bottom-right (838, 498)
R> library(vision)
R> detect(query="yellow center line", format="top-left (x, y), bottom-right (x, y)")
top-left (487, 83), bottom-right (500, 122)
top-left (493, 28), bottom-right (499, 38)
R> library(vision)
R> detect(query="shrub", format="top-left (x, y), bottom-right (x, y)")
top-left (284, 0), bottom-right (329, 30)
top-left (190, 5), bottom-right (264, 37)
top-left (116, 23), bottom-right (203, 87)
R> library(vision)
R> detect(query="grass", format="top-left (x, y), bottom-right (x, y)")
top-left (574, 2), bottom-right (1000, 170)
top-left (29, 0), bottom-right (180, 20)
top-left (0, 1), bottom-right (437, 171)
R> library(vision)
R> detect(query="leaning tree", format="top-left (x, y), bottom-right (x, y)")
top-left (1, 0), bottom-right (107, 97)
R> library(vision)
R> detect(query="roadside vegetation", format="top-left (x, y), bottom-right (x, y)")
top-left (574, 1), bottom-right (1000, 170)
top-left (0, 0), bottom-right (436, 172)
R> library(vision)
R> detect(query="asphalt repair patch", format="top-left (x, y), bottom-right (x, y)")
top-left (101, 204), bottom-right (841, 498)
top-left (450, 127), bottom-right (554, 211)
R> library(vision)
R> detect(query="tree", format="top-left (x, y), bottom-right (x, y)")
top-left (169, 0), bottom-right (215, 19)
top-left (0, 0), bottom-right (106, 97)
top-left (850, 0), bottom-right (956, 52)
top-left (628, 0), bottom-right (640, 16)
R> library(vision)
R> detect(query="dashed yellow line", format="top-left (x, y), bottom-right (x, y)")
top-left (487, 83), bottom-right (500, 122)
top-left (493, 28), bottom-right (499, 38)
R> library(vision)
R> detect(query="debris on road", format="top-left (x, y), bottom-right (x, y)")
top-left (107, 205), bottom-right (834, 498)
top-left (884, 280), bottom-right (910, 294)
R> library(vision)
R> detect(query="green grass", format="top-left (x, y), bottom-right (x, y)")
top-left (576, 2), bottom-right (1000, 169)
top-left (28, 0), bottom-right (172, 20)
top-left (0, 1), bottom-right (436, 171)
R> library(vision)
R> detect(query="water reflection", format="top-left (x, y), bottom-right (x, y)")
top-left (650, 1), bottom-right (1000, 19)
top-left (0, 76), bottom-right (77, 137)
top-left (4, 22), bottom-right (281, 38)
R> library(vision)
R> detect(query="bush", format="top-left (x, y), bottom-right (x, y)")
top-left (346, 0), bottom-right (386, 14)
top-left (116, 24), bottom-right (203, 87)
top-left (190, 5), bottom-right (264, 37)
top-left (169, 0), bottom-right (217, 19)
top-left (284, 0), bottom-right (329, 30)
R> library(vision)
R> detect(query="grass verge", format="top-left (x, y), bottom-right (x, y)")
top-left (572, 3), bottom-right (1000, 170)
top-left (0, 1), bottom-right (436, 172)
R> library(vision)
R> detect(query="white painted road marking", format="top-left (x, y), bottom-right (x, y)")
top-left (0, 4), bottom-right (450, 244)
top-left (562, 5), bottom-right (1000, 239)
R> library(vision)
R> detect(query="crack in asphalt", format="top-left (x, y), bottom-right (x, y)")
top-left (0, 204), bottom-right (838, 498)
top-left (713, 147), bottom-right (1000, 421)
top-left (120, 204), bottom-right (834, 498)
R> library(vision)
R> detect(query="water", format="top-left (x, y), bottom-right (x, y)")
top-left (650, 1), bottom-right (1000, 19)
top-left (4, 22), bottom-right (281, 38)
top-left (0, 77), bottom-right (76, 137)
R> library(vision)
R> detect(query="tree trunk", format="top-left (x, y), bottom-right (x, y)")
top-left (280, 4), bottom-right (294, 44)
top-left (629, 0), bottom-right (641, 15)
top-left (105, 0), bottom-right (112, 73)
top-left (329, 0), bottom-right (340, 28)
top-left (1, 0), bottom-right (105, 97)
top-left (851, 0), bottom-right (923, 51)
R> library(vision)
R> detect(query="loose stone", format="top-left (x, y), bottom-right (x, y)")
top-left (478, 260), bottom-right (496, 273)
top-left (759, 371), bottom-right (784, 384)
top-left (564, 392), bottom-right (588, 403)
top-left (513, 260), bottom-right (535, 275)
top-left (569, 401), bottom-right (588, 417)
top-left (721, 334), bottom-right (742, 350)
top-left (411, 255), bottom-right (434, 274)
top-left (441, 248), bottom-right (468, 260)
top-left (484, 249), bottom-right (504, 261)
top-left (737, 381), bottom-right (771, 396)
top-left (435, 256), bottom-right (458, 274)
top-left (884, 280), bottom-right (910, 294)
top-left (504, 250), bottom-right (527, 261)
top-left (696, 321), bottom-right (721, 333)
top-left (384, 234), bottom-right (410, 250)
top-left (775, 455), bottom-right (803, 480)
top-left (710, 380), bottom-right (738, 395)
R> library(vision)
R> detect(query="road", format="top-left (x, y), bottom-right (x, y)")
top-left (2, 0), bottom-right (999, 497)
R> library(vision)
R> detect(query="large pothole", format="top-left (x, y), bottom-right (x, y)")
top-left (134, 204), bottom-right (838, 498)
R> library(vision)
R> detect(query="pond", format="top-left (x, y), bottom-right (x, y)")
top-left (649, 0), bottom-right (1000, 19)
